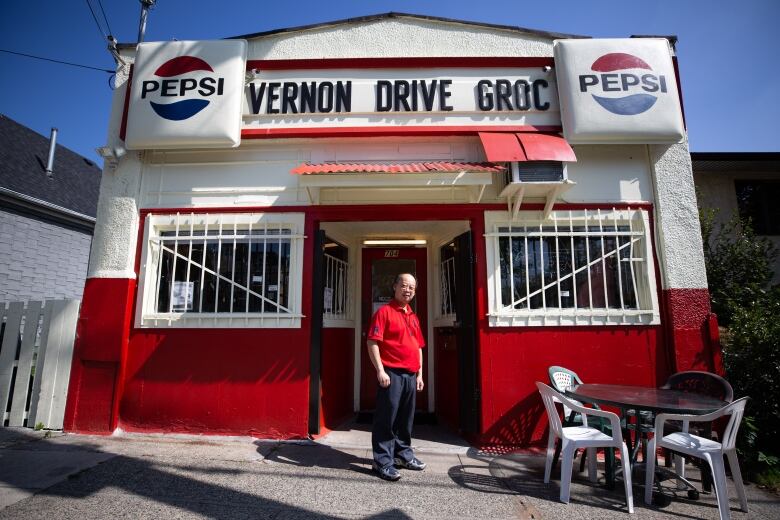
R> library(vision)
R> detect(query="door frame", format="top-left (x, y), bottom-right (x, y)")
top-left (358, 246), bottom-right (429, 412)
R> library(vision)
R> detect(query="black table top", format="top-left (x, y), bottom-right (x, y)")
top-left (565, 383), bottom-right (727, 415)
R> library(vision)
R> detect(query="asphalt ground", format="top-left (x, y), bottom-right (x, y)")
top-left (0, 425), bottom-right (778, 519)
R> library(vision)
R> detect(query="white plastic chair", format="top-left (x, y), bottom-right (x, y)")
top-left (536, 382), bottom-right (634, 513)
top-left (644, 397), bottom-right (749, 520)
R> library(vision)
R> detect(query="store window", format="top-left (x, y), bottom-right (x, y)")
top-left (735, 180), bottom-right (780, 235)
top-left (484, 209), bottom-right (659, 326)
top-left (137, 213), bottom-right (305, 328)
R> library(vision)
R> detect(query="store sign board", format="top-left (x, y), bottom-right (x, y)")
top-left (125, 40), bottom-right (247, 149)
top-left (241, 68), bottom-right (561, 130)
top-left (554, 39), bottom-right (684, 143)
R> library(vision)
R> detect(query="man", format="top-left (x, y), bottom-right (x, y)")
top-left (367, 273), bottom-right (427, 481)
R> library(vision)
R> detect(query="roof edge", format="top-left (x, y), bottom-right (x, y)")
top-left (118, 12), bottom-right (589, 49)
top-left (691, 152), bottom-right (780, 162)
top-left (0, 187), bottom-right (96, 232)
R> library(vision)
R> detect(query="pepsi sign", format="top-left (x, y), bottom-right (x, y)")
top-left (140, 56), bottom-right (225, 121)
top-left (554, 39), bottom-right (684, 144)
top-left (126, 40), bottom-right (247, 150)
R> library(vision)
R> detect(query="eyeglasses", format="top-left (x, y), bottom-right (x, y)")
top-left (398, 283), bottom-right (416, 291)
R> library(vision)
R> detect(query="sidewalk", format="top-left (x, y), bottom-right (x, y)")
top-left (0, 425), bottom-right (778, 519)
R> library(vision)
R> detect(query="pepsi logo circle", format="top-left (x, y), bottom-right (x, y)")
top-left (140, 56), bottom-right (225, 121)
top-left (577, 52), bottom-right (668, 116)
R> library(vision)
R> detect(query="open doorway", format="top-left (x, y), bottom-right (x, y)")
top-left (312, 220), bottom-right (478, 440)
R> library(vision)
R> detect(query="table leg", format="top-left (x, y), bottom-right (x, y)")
top-left (606, 447), bottom-right (616, 489)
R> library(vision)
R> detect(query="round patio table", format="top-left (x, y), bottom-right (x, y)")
top-left (564, 383), bottom-right (726, 415)
top-left (564, 383), bottom-right (727, 497)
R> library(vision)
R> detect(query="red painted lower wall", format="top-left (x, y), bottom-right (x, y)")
top-left (118, 328), bottom-right (311, 437)
top-left (663, 288), bottom-right (718, 373)
top-left (320, 328), bottom-right (355, 430)
top-left (476, 326), bottom-right (667, 448)
top-left (64, 277), bottom-right (135, 433)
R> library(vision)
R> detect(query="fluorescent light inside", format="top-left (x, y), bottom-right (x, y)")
top-left (363, 239), bottom-right (427, 246)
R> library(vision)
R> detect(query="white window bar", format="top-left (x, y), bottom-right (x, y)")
top-left (246, 219), bottom-right (252, 314)
top-left (555, 216), bottom-right (562, 309)
top-left (538, 221), bottom-right (546, 311)
top-left (584, 209), bottom-right (594, 309)
top-left (214, 219), bottom-right (223, 314)
top-left (261, 221), bottom-right (267, 314)
top-left (628, 208), bottom-right (640, 308)
top-left (168, 213), bottom-right (181, 315)
top-left (523, 231), bottom-right (530, 311)
top-left (597, 208), bottom-right (609, 310)
top-left (612, 208), bottom-right (626, 317)
top-left (198, 216), bottom-right (209, 320)
top-left (184, 214), bottom-right (194, 314)
top-left (229, 220), bottom-right (237, 313)
top-left (276, 223), bottom-right (283, 327)
top-left (569, 210), bottom-right (578, 311)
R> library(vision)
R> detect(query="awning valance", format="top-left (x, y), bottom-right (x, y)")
top-left (291, 162), bottom-right (505, 175)
top-left (291, 162), bottom-right (504, 204)
top-left (478, 132), bottom-right (577, 163)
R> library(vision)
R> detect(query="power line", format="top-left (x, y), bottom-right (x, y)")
top-left (0, 49), bottom-right (114, 73)
top-left (96, 0), bottom-right (114, 37)
top-left (84, 0), bottom-right (108, 40)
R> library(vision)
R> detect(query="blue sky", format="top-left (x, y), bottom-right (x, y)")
top-left (1, 1), bottom-right (777, 162)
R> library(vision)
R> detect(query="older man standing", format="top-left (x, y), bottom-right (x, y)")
top-left (367, 273), bottom-right (427, 481)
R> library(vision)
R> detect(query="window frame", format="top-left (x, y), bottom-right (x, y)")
top-left (136, 212), bottom-right (306, 328)
top-left (484, 209), bottom-right (660, 327)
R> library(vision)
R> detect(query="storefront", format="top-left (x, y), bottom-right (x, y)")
top-left (64, 13), bottom-right (719, 448)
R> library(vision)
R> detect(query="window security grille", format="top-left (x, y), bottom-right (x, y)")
top-left (139, 213), bottom-right (304, 328)
top-left (439, 244), bottom-right (456, 319)
top-left (323, 252), bottom-right (350, 321)
top-left (486, 208), bottom-right (659, 326)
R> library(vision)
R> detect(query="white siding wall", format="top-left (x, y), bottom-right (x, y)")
top-left (0, 209), bottom-right (92, 302)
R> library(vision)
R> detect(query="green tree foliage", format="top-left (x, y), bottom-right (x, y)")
top-left (725, 294), bottom-right (780, 462)
top-left (699, 208), bottom-right (776, 326)
top-left (700, 207), bottom-right (780, 478)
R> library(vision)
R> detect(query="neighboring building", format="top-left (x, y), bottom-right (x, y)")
top-left (0, 114), bottom-right (101, 302)
top-left (64, 13), bottom-right (718, 448)
top-left (693, 152), bottom-right (780, 282)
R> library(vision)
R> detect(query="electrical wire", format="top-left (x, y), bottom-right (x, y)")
top-left (0, 49), bottom-right (114, 73)
top-left (96, 0), bottom-right (114, 37)
top-left (84, 0), bottom-right (108, 40)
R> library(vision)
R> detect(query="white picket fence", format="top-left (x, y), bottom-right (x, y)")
top-left (0, 300), bottom-right (79, 429)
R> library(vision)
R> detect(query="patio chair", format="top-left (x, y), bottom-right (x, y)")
top-left (644, 397), bottom-right (749, 520)
top-left (548, 366), bottom-right (615, 483)
top-left (536, 382), bottom-right (634, 513)
top-left (661, 371), bottom-right (734, 483)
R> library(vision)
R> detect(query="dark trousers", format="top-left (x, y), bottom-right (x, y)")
top-left (372, 367), bottom-right (416, 468)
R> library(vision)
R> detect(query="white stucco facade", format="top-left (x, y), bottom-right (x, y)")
top-left (88, 15), bottom-right (704, 295)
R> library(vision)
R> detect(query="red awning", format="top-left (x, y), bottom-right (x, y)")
top-left (291, 162), bottom-right (506, 175)
top-left (516, 133), bottom-right (577, 162)
top-left (478, 132), bottom-right (527, 162)
top-left (478, 132), bottom-right (576, 163)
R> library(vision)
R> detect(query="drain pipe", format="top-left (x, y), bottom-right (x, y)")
top-left (45, 127), bottom-right (58, 178)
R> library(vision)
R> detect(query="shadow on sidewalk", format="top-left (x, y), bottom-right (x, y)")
top-left (0, 437), bottom-right (377, 519)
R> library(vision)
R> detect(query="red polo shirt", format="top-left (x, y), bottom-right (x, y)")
top-left (367, 300), bottom-right (426, 373)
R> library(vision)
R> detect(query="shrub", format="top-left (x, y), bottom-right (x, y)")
top-left (699, 208), bottom-right (776, 325)
top-left (724, 293), bottom-right (780, 464)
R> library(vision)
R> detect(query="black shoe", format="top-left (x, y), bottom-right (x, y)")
top-left (373, 463), bottom-right (401, 481)
top-left (394, 457), bottom-right (426, 471)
